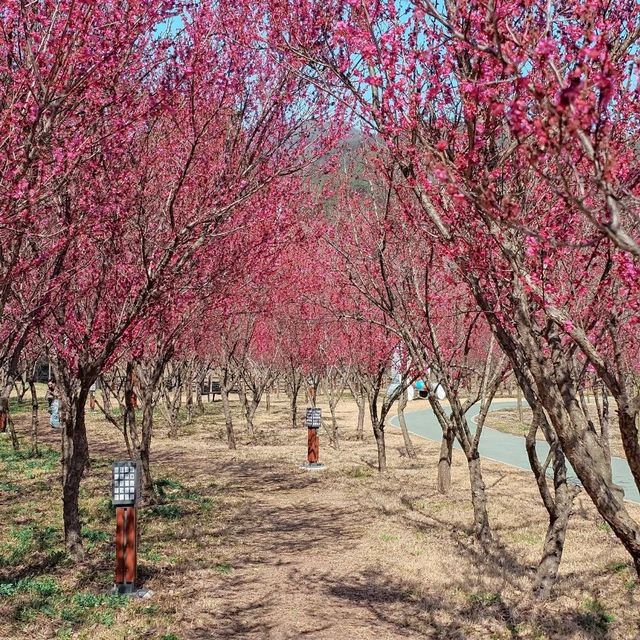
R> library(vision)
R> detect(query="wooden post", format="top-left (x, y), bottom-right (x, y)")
top-left (125, 507), bottom-right (137, 586)
top-left (115, 507), bottom-right (126, 584)
top-left (115, 506), bottom-right (137, 593)
top-left (308, 428), bottom-right (319, 464)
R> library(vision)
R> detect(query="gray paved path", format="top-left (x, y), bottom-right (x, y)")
top-left (390, 400), bottom-right (639, 504)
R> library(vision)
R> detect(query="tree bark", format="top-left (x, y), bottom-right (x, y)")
top-left (533, 481), bottom-right (578, 600)
top-left (290, 390), bottom-right (298, 428)
top-left (397, 388), bottom-right (416, 458)
top-left (328, 402), bottom-right (340, 448)
top-left (372, 420), bottom-right (386, 472)
top-left (59, 386), bottom-right (90, 560)
top-left (437, 426), bottom-right (454, 494)
top-left (467, 454), bottom-right (491, 545)
top-left (186, 375), bottom-right (194, 424)
top-left (221, 385), bottom-right (236, 450)
top-left (28, 379), bottom-right (39, 457)
top-left (137, 387), bottom-right (156, 502)
top-left (355, 393), bottom-right (365, 440)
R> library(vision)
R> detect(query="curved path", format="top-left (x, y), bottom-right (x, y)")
top-left (390, 400), bottom-right (640, 504)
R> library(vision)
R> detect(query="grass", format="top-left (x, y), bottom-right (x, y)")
top-left (346, 465), bottom-right (373, 478)
top-left (214, 562), bottom-right (233, 575)
top-left (576, 598), bottom-right (615, 632)
top-left (0, 524), bottom-right (65, 568)
top-left (380, 532), bottom-right (398, 542)
top-left (466, 591), bottom-right (503, 607)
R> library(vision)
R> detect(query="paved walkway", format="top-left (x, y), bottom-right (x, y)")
top-left (390, 400), bottom-right (640, 504)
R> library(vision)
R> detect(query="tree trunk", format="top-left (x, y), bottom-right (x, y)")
top-left (28, 379), bottom-right (39, 457)
top-left (467, 454), bottom-right (491, 545)
top-left (329, 402), bottom-right (340, 448)
top-left (472, 280), bottom-right (640, 571)
top-left (186, 380), bottom-right (194, 424)
top-left (221, 386), bottom-right (236, 450)
top-left (0, 395), bottom-right (8, 435)
top-left (290, 390), bottom-right (298, 429)
top-left (397, 388), bottom-right (416, 459)
top-left (99, 376), bottom-right (112, 414)
top-left (138, 388), bottom-right (156, 502)
top-left (196, 385), bottom-right (204, 416)
top-left (7, 413), bottom-right (20, 450)
top-left (355, 394), bottom-right (365, 440)
top-left (60, 389), bottom-right (90, 560)
top-left (14, 376), bottom-right (28, 404)
top-left (246, 399), bottom-right (258, 438)
top-left (533, 481), bottom-right (578, 600)
top-left (372, 421), bottom-right (386, 472)
top-left (166, 384), bottom-right (182, 439)
top-left (599, 384), bottom-right (611, 463)
top-left (437, 427), bottom-right (454, 494)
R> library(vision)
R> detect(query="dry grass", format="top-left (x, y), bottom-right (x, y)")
top-left (1, 393), bottom-right (639, 639)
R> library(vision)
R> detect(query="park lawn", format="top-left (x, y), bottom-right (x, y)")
top-left (0, 395), bottom-right (639, 640)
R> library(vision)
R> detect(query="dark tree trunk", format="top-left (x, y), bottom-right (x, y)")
top-left (437, 426), bottom-right (454, 494)
top-left (28, 379), bottom-right (39, 457)
top-left (372, 420), bottom-right (386, 472)
top-left (0, 395), bottom-right (8, 435)
top-left (14, 375), bottom-right (28, 404)
top-left (138, 388), bottom-right (156, 502)
top-left (290, 391), bottom-right (298, 429)
top-left (328, 402), bottom-right (339, 448)
top-left (7, 412), bottom-right (20, 450)
top-left (186, 378), bottom-right (194, 424)
top-left (59, 387), bottom-right (90, 560)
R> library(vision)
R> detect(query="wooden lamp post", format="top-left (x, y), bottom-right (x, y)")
top-left (112, 461), bottom-right (139, 595)
top-left (305, 407), bottom-right (322, 467)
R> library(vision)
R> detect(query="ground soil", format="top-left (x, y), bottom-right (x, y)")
top-left (1, 392), bottom-right (640, 640)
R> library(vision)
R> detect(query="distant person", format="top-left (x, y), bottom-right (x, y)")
top-left (89, 381), bottom-right (97, 411)
top-left (46, 379), bottom-right (55, 408)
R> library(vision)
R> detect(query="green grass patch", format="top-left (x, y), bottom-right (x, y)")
top-left (0, 576), bottom-right (61, 598)
top-left (345, 466), bottom-right (373, 479)
top-left (0, 524), bottom-right (64, 567)
top-left (467, 591), bottom-right (502, 607)
top-left (0, 482), bottom-right (20, 492)
top-left (214, 562), bottom-right (233, 575)
top-left (607, 561), bottom-right (627, 573)
top-left (577, 598), bottom-right (615, 632)
top-left (147, 503), bottom-right (182, 519)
